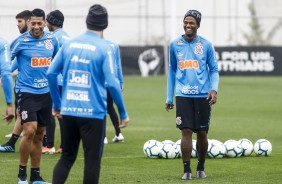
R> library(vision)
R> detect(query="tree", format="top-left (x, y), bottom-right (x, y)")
top-left (243, 1), bottom-right (282, 46)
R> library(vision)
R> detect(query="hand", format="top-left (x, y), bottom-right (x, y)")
top-left (165, 103), bottom-right (174, 112)
top-left (207, 90), bottom-right (217, 105)
top-left (2, 104), bottom-right (15, 124)
top-left (52, 109), bottom-right (62, 119)
top-left (119, 117), bottom-right (129, 128)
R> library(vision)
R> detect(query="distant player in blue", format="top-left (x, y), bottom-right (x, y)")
top-left (165, 10), bottom-right (219, 180)
top-left (0, 10), bottom-right (32, 153)
top-left (104, 39), bottom-right (126, 144)
top-left (42, 9), bottom-right (71, 154)
top-left (47, 4), bottom-right (129, 184)
top-left (0, 37), bottom-right (14, 123)
top-left (11, 8), bottom-right (59, 184)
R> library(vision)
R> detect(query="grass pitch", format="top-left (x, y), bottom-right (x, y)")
top-left (0, 76), bottom-right (282, 184)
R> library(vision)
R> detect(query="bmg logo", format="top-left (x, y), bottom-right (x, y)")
top-left (68, 70), bottom-right (91, 88)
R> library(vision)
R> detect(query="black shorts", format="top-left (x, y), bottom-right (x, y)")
top-left (14, 90), bottom-right (18, 116)
top-left (176, 96), bottom-right (211, 132)
top-left (17, 92), bottom-right (52, 126)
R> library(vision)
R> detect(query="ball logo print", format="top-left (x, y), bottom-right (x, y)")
top-left (144, 140), bottom-right (162, 158)
top-left (238, 139), bottom-right (253, 156)
top-left (207, 143), bottom-right (218, 158)
top-left (207, 140), bottom-right (226, 159)
top-left (225, 140), bottom-right (243, 158)
top-left (160, 143), bottom-right (179, 159)
top-left (253, 139), bottom-right (272, 156)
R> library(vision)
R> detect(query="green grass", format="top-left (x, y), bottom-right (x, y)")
top-left (0, 76), bottom-right (282, 184)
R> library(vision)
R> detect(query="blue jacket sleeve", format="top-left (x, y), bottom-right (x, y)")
top-left (103, 48), bottom-right (128, 119)
top-left (52, 37), bottom-right (60, 58)
top-left (166, 43), bottom-right (177, 104)
top-left (47, 47), bottom-right (64, 110)
top-left (11, 59), bottom-right (18, 72)
top-left (207, 44), bottom-right (219, 92)
top-left (115, 45), bottom-right (124, 88)
top-left (0, 42), bottom-right (13, 103)
top-left (10, 38), bottom-right (20, 62)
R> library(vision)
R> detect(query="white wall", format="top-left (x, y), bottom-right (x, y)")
top-left (0, 0), bottom-right (281, 46)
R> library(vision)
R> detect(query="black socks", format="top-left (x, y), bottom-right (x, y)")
top-left (183, 161), bottom-right (191, 173)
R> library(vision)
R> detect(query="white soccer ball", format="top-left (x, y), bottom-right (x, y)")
top-left (253, 139), bottom-right (272, 156)
top-left (160, 143), bottom-right (179, 159)
top-left (175, 139), bottom-right (181, 145)
top-left (175, 139), bottom-right (182, 158)
top-left (162, 140), bottom-right (175, 144)
top-left (191, 140), bottom-right (198, 158)
top-left (144, 140), bottom-right (163, 158)
top-left (207, 140), bottom-right (226, 158)
top-left (238, 139), bottom-right (253, 156)
top-left (223, 139), bottom-right (237, 146)
top-left (143, 140), bottom-right (156, 156)
top-left (210, 139), bottom-right (223, 145)
top-left (225, 140), bottom-right (243, 158)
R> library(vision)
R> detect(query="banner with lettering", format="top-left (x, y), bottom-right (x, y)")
top-left (119, 46), bottom-right (282, 76)
top-left (215, 47), bottom-right (282, 76)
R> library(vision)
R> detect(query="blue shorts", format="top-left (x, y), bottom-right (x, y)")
top-left (176, 96), bottom-right (211, 132)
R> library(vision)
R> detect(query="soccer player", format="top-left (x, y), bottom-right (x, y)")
top-left (47, 4), bottom-right (129, 184)
top-left (0, 37), bottom-right (14, 124)
top-left (16, 10), bottom-right (32, 34)
top-left (41, 9), bottom-right (71, 154)
top-left (104, 39), bottom-right (126, 144)
top-left (0, 10), bottom-right (32, 153)
top-left (11, 8), bottom-right (59, 184)
top-left (165, 10), bottom-right (219, 180)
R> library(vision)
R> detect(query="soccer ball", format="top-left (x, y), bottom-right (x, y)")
top-left (175, 139), bottom-right (182, 158)
top-left (162, 140), bottom-right (175, 144)
top-left (207, 140), bottom-right (226, 158)
top-left (143, 140), bottom-right (155, 156)
top-left (160, 143), bottom-right (179, 159)
top-left (175, 139), bottom-right (181, 145)
top-left (144, 140), bottom-right (163, 158)
top-left (191, 140), bottom-right (198, 158)
top-left (238, 139), bottom-right (253, 156)
top-left (225, 140), bottom-right (243, 158)
top-left (253, 139), bottom-right (272, 156)
top-left (210, 139), bottom-right (223, 145)
top-left (223, 139), bottom-right (237, 146)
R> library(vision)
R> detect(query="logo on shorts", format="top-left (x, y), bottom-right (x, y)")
top-left (176, 117), bottom-right (182, 125)
top-left (21, 111), bottom-right (28, 120)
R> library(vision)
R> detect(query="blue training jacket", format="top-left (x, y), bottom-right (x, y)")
top-left (104, 39), bottom-right (124, 88)
top-left (166, 35), bottom-right (219, 105)
top-left (47, 31), bottom-right (128, 120)
top-left (11, 31), bottom-right (59, 94)
top-left (52, 28), bottom-right (70, 86)
top-left (0, 37), bottom-right (13, 103)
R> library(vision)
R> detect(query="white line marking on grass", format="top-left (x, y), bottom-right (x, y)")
top-left (0, 155), bottom-right (143, 163)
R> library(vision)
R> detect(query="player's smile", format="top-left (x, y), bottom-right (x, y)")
top-left (183, 17), bottom-right (198, 39)
top-left (29, 17), bottom-right (45, 38)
